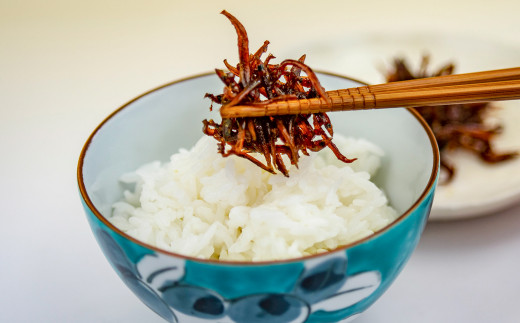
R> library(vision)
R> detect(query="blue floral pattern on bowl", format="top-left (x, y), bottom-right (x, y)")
top-left (94, 224), bottom-right (384, 323)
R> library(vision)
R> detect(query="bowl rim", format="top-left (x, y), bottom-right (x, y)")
top-left (77, 71), bottom-right (439, 265)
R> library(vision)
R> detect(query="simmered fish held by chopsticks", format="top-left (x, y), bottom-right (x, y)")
top-left (202, 10), bottom-right (355, 177)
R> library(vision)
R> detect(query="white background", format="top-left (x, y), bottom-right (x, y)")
top-left (1, 1), bottom-right (520, 322)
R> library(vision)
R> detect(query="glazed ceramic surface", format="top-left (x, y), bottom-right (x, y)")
top-left (78, 73), bottom-right (438, 322)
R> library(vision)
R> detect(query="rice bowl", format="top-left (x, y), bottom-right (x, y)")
top-left (78, 72), bottom-right (438, 323)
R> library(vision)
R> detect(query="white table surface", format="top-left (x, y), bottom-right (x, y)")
top-left (2, 1), bottom-right (519, 322)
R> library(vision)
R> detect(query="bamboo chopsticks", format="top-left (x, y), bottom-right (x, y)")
top-left (219, 67), bottom-right (520, 118)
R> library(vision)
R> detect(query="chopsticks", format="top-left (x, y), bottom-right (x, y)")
top-left (219, 67), bottom-right (520, 118)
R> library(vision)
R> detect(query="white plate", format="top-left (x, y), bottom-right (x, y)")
top-left (281, 32), bottom-right (520, 220)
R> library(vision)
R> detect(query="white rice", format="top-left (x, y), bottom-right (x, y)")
top-left (110, 135), bottom-right (397, 261)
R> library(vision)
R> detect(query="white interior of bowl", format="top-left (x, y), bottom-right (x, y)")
top-left (81, 73), bottom-right (436, 220)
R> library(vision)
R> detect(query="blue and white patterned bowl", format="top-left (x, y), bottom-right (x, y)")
top-left (78, 72), bottom-right (439, 322)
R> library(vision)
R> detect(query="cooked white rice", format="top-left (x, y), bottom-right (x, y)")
top-left (110, 134), bottom-right (397, 261)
